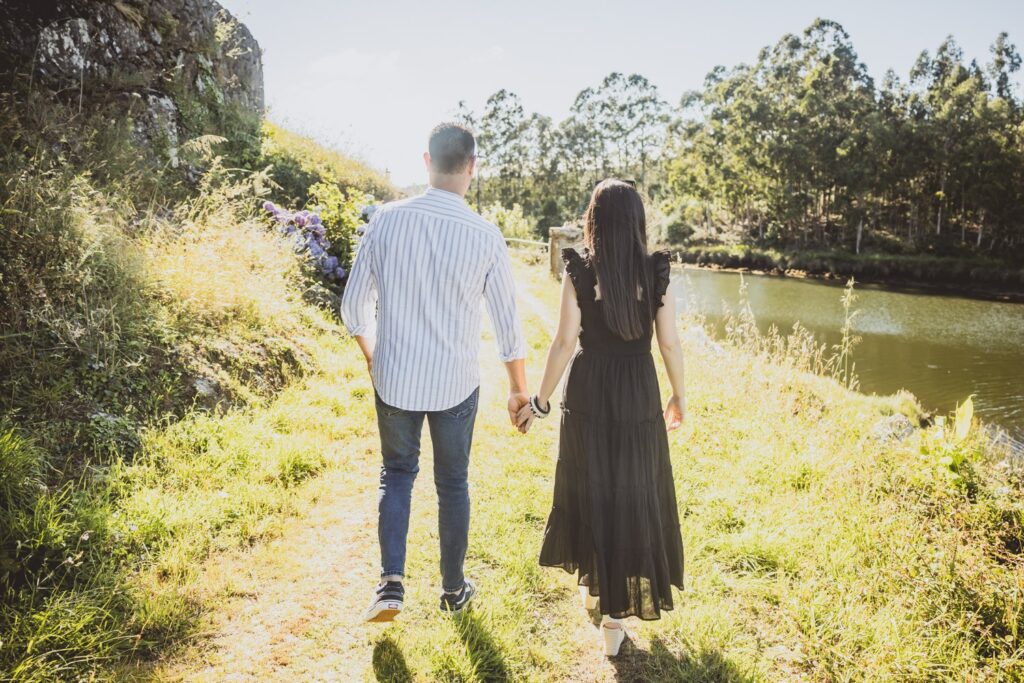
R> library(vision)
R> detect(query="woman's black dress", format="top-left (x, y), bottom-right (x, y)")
top-left (539, 248), bottom-right (685, 620)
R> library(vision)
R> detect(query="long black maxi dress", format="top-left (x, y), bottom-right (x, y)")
top-left (539, 247), bottom-right (685, 620)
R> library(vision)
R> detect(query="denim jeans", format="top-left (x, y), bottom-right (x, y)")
top-left (375, 387), bottom-right (479, 592)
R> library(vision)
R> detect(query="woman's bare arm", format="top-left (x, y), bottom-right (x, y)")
top-left (655, 288), bottom-right (686, 430)
top-left (516, 275), bottom-right (581, 430)
top-left (538, 275), bottom-right (582, 406)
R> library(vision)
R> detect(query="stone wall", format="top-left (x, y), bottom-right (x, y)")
top-left (0, 0), bottom-right (263, 167)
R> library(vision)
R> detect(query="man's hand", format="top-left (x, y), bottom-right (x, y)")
top-left (353, 335), bottom-right (374, 380)
top-left (508, 392), bottom-right (530, 434)
top-left (503, 359), bottom-right (530, 434)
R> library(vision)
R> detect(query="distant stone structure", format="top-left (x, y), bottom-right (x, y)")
top-left (549, 225), bottom-right (583, 278)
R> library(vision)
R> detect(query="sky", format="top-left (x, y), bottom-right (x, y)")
top-left (218, 0), bottom-right (1024, 187)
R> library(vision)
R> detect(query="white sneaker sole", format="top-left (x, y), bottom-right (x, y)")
top-left (365, 600), bottom-right (403, 623)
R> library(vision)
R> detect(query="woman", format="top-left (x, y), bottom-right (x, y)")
top-left (518, 179), bottom-right (686, 657)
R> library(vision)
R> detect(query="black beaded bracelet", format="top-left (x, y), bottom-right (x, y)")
top-left (529, 395), bottom-right (551, 418)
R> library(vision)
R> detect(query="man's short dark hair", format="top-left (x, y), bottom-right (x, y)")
top-left (428, 122), bottom-right (476, 174)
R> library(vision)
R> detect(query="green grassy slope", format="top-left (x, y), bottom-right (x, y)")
top-left (0, 87), bottom-right (396, 679)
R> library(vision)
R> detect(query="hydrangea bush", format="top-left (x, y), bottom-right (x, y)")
top-left (309, 181), bottom-right (373, 272)
top-left (263, 201), bottom-right (346, 282)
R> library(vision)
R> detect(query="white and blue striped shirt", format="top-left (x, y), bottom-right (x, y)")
top-left (340, 186), bottom-right (526, 411)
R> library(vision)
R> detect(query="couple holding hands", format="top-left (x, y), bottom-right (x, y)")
top-left (341, 122), bottom-right (685, 657)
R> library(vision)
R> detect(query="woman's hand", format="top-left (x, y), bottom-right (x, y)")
top-left (508, 392), bottom-right (531, 433)
top-left (664, 394), bottom-right (685, 431)
top-left (514, 396), bottom-right (549, 435)
top-left (516, 407), bottom-right (535, 434)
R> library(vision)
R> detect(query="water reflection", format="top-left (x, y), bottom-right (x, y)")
top-left (673, 266), bottom-right (1024, 439)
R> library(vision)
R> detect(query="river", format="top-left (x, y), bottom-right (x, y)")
top-left (673, 266), bottom-right (1024, 442)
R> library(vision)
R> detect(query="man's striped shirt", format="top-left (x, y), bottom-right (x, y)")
top-left (340, 186), bottom-right (526, 411)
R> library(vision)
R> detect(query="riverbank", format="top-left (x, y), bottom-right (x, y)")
top-left (672, 244), bottom-right (1024, 302)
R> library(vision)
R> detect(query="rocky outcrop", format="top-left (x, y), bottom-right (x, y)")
top-left (0, 0), bottom-right (263, 166)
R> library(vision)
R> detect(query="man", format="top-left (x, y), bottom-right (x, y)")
top-left (341, 122), bottom-right (528, 621)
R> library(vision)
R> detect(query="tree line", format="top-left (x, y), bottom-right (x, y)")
top-left (456, 19), bottom-right (1023, 261)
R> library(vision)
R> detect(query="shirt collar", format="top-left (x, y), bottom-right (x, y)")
top-left (425, 185), bottom-right (469, 208)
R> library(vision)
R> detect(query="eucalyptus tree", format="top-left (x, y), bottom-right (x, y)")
top-left (478, 89), bottom-right (530, 208)
top-left (568, 72), bottom-right (670, 184)
top-left (455, 20), bottom-right (1024, 260)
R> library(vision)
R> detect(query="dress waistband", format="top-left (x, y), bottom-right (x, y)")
top-left (577, 347), bottom-right (653, 358)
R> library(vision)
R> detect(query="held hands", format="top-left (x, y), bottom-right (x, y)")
top-left (513, 394), bottom-right (683, 433)
top-left (514, 395), bottom-right (549, 435)
top-left (664, 394), bottom-right (685, 431)
top-left (508, 392), bottom-right (531, 434)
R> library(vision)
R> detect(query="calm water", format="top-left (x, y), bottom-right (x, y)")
top-left (673, 267), bottom-right (1024, 441)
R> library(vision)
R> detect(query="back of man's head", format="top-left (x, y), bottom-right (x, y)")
top-left (428, 122), bottom-right (476, 175)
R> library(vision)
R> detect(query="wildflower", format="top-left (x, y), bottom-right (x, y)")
top-left (262, 200), bottom-right (276, 213)
top-left (80, 531), bottom-right (91, 542)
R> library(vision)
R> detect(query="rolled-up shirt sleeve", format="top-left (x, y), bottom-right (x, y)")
top-left (483, 238), bottom-right (526, 362)
top-left (340, 228), bottom-right (378, 338)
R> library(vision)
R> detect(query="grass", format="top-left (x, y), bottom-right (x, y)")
top-left (260, 122), bottom-right (397, 206)
top-left (0, 81), bottom-right (389, 680)
top-left (142, 256), bottom-right (1023, 682)
top-left (0, 147), bottom-right (342, 679)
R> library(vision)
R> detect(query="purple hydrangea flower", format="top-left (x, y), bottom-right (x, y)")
top-left (262, 200), bottom-right (277, 213)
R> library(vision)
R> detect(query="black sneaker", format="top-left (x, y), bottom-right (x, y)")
top-left (439, 579), bottom-right (476, 613)
top-left (364, 580), bottom-right (404, 623)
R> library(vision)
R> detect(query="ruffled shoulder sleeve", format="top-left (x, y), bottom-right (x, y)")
top-left (651, 250), bottom-right (673, 308)
top-left (561, 248), bottom-right (594, 303)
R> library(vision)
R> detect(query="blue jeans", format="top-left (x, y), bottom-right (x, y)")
top-left (375, 388), bottom-right (479, 592)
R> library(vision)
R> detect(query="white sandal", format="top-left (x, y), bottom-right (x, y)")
top-left (579, 585), bottom-right (599, 610)
top-left (602, 617), bottom-right (625, 656)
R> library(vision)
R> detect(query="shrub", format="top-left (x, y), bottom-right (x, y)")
top-left (482, 202), bottom-right (533, 240)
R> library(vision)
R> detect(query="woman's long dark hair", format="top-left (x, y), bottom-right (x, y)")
top-left (583, 179), bottom-right (650, 341)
